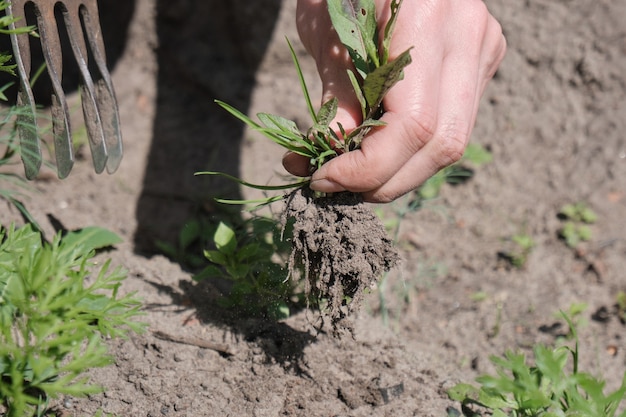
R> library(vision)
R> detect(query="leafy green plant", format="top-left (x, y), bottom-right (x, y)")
top-left (199, 0), bottom-right (412, 203)
top-left (0, 224), bottom-right (144, 417)
top-left (558, 202), bottom-right (597, 248)
top-left (193, 218), bottom-right (300, 320)
top-left (448, 314), bottom-right (626, 417)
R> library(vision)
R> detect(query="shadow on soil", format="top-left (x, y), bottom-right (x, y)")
top-left (2, 0), bottom-right (314, 369)
top-left (134, 0), bottom-right (283, 252)
top-left (141, 276), bottom-right (316, 373)
top-left (132, 1), bottom-right (317, 369)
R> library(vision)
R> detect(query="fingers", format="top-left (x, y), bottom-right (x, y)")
top-left (282, 151), bottom-right (311, 177)
top-left (294, 0), bottom-right (507, 203)
top-left (309, 0), bottom-right (507, 203)
top-left (296, 0), bottom-right (363, 133)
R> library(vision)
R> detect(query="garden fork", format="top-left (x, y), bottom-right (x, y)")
top-left (7, 0), bottom-right (122, 179)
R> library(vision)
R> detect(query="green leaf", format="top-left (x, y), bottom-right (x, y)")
top-left (193, 264), bottom-right (224, 281)
top-left (343, 118), bottom-right (386, 150)
top-left (226, 263), bottom-right (249, 280)
top-left (204, 249), bottom-right (228, 266)
top-left (60, 227), bottom-right (123, 254)
top-left (463, 143), bottom-right (493, 166)
top-left (579, 206), bottom-right (597, 224)
top-left (382, 0), bottom-right (404, 64)
top-left (347, 69), bottom-right (368, 118)
top-left (363, 48), bottom-right (412, 112)
top-left (257, 113), bottom-right (302, 138)
top-left (327, 0), bottom-right (378, 76)
top-left (236, 243), bottom-right (260, 262)
top-left (214, 222), bottom-right (237, 254)
top-left (287, 37), bottom-right (318, 123)
top-left (316, 97), bottom-right (339, 127)
top-left (447, 383), bottom-right (480, 402)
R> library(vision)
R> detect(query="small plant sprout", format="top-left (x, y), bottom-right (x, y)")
top-left (498, 232), bottom-right (535, 269)
top-left (556, 302), bottom-right (588, 340)
top-left (558, 202), bottom-right (597, 248)
top-left (417, 143), bottom-right (492, 202)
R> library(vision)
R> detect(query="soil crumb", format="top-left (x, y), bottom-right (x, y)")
top-left (283, 187), bottom-right (400, 334)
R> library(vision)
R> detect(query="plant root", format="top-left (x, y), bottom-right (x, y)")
top-left (282, 187), bottom-right (400, 335)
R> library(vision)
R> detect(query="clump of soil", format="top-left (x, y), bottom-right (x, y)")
top-left (282, 187), bottom-right (400, 333)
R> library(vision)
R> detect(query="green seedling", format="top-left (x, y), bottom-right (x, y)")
top-left (199, 0), bottom-right (412, 203)
top-left (554, 302), bottom-right (588, 340)
top-left (448, 313), bottom-right (626, 417)
top-left (417, 143), bottom-right (492, 201)
top-left (559, 202), bottom-right (598, 224)
top-left (0, 224), bottom-right (144, 417)
top-left (499, 233), bottom-right (535, 269)
top-left (194, 218), bottom-right (298, 320)
top-left (558, 202), bottom-right (597, 248)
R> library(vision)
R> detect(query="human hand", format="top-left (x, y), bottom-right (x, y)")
top-left (285, 0), bottom-right (506, 203)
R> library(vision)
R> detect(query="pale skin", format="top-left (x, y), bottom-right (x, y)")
top-left (284, 0), bottom-right (507, 203)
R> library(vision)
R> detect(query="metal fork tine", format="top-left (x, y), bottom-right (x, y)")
top-left (78, 0), bottom-right (123, 173)
top-left (32, 1), bottom-right (76, 178)
top-left (6, 0), bottom-right (44, 180)
top-left (6, 0), bottom-right (123, 178)
top-left (59, 0), bottom-right (108, 174)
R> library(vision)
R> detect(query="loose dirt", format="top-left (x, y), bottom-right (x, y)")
top-left (284, 188), bottom-right (399, 333)
top-left (1, 0), bottom-right (625, 416)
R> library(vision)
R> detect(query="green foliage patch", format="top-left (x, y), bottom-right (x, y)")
top-left (557, 202), bottom-right (597, 249)
top-left (0, 224), bottom-right (144, 416)
top-left (448, 314), bottom-right (626, 417)
top-left (193, 218), bottom-right (298, 320)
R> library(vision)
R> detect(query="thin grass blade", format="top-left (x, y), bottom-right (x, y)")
top-left (286, 38), bottom-right (317, 123)
top-left (195, 171), bottom-right (309, 191)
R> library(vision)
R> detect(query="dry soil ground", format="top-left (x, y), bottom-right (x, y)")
top-left (1, 0), bottom-right (625, 416)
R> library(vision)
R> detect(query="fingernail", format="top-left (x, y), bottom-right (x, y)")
top-left (310, 178), bottom-right (346, 193)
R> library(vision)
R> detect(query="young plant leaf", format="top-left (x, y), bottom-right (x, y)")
top-left (327, 0), bottom-right (378, 77)
top-left (347, 69), bottom-right (368, 119)
top-left (257, 113), bottom-right (302, 138)
top-left (60, 227), bottom-right (123, 254)
top-left (382, 0), bottom-right (404, 65)
top-left (214, 222), bottom-right (237, 255)
top-left (287, 37), bottom-right (317, 123)
top-left (316, 97), bottom-right (339, 128)
top-left (363, 48), bottom-right (412, 113)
